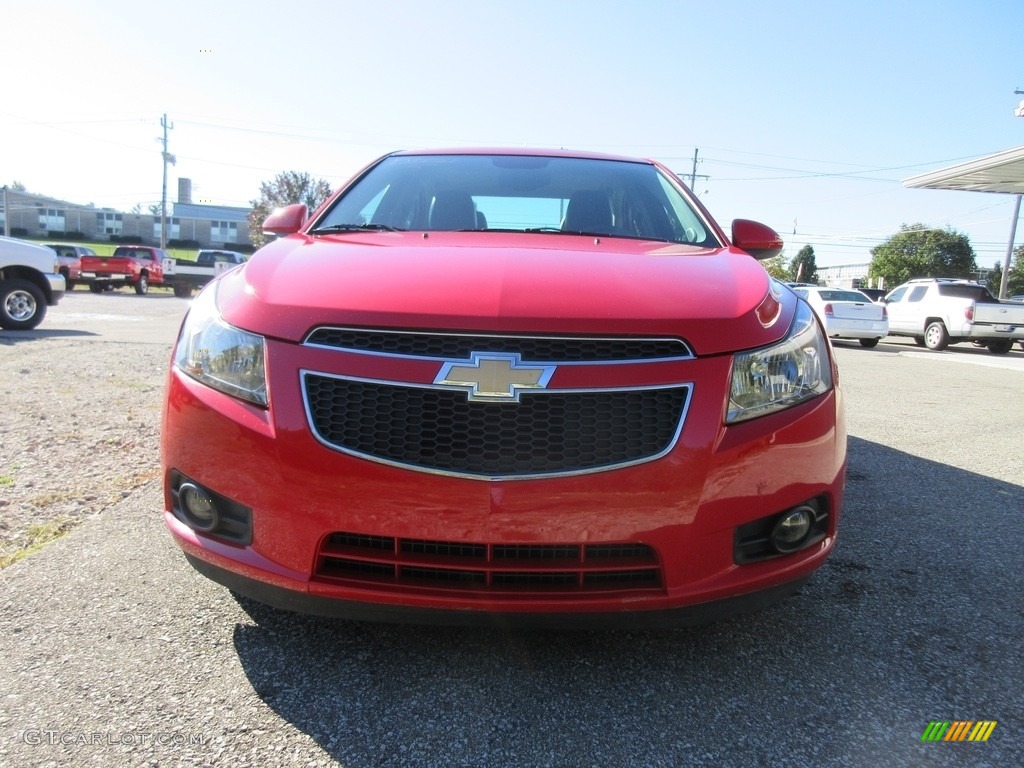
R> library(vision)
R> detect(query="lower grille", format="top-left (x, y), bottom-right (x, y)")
top-left (303, 374), bottom-right (689, 479)
top-left (315, 533), bottom-right (663, 595)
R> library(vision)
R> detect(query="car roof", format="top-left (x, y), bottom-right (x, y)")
top-left (391, 147), bottom-right (653, 165)
top-left (905, 277), bottom-right (976, 284)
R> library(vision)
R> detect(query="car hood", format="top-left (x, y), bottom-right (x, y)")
top-left (213, 232), bottom-right (795, 355)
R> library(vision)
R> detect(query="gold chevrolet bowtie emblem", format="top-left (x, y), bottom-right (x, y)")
top-left (434, 353), bottom-right (556, 402)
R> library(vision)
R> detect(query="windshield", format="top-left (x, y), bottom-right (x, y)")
top-left (312, 154), bottom-right (719, 246)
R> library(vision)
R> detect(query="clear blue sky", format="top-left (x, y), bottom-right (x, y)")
top-left (3, 0), bottom-right (1023, 268)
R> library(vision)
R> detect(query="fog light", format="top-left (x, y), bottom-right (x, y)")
top-left (179, 482), bottom-right (219, 532)
top-left (771, 506), bottom-right (813, 553)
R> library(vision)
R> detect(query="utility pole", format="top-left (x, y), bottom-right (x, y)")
top-left (2, 185), bottom-right (8, 237)
top-left (160, 113), bottom-right (176, 249)
top-left (689, 148), bottom-right (710, 193)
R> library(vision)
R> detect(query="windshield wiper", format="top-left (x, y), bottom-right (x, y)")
top-left (554, 228), bottom-right (678, 244)
top-left (309, 223), bottom-right (404, 234)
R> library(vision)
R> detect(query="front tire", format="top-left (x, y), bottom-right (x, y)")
top-left (134, 273), bottom-right (149, 295)
top-left (859, 338), bottom-right (880, 348)
top-left (0, 278), bottom-right (47, 330)
top-left (924, 321), bottom-right (948, 351)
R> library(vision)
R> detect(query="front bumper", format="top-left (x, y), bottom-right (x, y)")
top-left (45, 273), bottom-right (65, 304)
top-left (162, 340), bottom-right (846, 625)
top-left (184, 551), bottom-right (812, 629)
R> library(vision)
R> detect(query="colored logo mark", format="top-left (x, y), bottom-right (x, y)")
top-left (921, 721), bottom-right (997, 742)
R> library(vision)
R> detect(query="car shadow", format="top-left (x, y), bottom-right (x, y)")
top-left (229, 436), bottom-right (1023, 766)
top-left (0, 328), bottom-right (97, 343)
top-left (71, 289), bottom-right (183, 300)
top-left (869, 338), bottom-right (1024, 357)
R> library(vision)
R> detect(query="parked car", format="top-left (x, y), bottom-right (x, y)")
top-left (0, 236), bottom-right (65, 329)
top-left (162, 148), bottom-right (847, 628)
top-left (884, 278), bottom-right (1024, 353)
top-left (44, 243), bottom-right (97, 290)
top-left (790, 286), bottom-right (889, 347)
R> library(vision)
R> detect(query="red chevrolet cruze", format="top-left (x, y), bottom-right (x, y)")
top-left (162, 149), bottom-right (846, 627)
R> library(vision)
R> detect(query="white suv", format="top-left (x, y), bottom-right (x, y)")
top-left (884, 278), bottom-right (1024, 354)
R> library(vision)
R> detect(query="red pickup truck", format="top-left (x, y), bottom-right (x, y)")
top-left (79, 246), bottom-right (172, 294)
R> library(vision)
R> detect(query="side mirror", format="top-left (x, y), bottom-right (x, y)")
top-left (262, 204), bottom-right (308, 236)
top-left (731, 219), bottom-right (784, 261)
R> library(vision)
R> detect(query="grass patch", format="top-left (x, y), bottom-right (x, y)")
top-left (0, 464), bottom-right (19, 486)
top-left (0, 516), bottom-right (78, 569)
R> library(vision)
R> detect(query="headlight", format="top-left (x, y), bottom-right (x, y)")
top-left (727, 301), bottom-right (831, 423)
top-left (173, 284), bottom-right (268, 407)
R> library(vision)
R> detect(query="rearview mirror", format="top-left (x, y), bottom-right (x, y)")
top-left (262, 204), bottom-right (308, 236)
top-left (731, 219), bottom-right (784, 261)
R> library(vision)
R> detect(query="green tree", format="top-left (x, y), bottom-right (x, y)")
top-left (986, 261), bottom-right (1002, 293)
top-left (1007, 245), bottom-right (1024, 296)
top-left (248, 171), bottom-right (332, 248)
top-left (788, 245), bottom-right (818, 283)
top-left (868, 224), bottom-right (975, 287)
top-left (10, 181), bottom-right (27, 192)
top-left (1003, 246), bottom-right (1024, 296)
top-left (760, 253), bottom-right (790, 280)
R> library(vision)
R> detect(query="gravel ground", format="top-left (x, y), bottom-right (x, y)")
top-left (1, 298), bottom-right (1022, 766)
top-left (0, 332), bottom-right (169, 565)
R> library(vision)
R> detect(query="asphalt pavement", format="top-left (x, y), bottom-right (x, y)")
top-left (0, 291), bottom-right (1021, 767)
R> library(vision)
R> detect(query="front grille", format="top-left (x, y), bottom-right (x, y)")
top-left (315, 533), bottom-right (663, 594)
top-left (304, 328), bottom-right (691, 361)
top-left (303, 374), bottom-right (689, 478)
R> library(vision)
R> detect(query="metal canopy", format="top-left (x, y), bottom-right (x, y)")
top-left (903, 145), bottom-right (1024, 194)
top-left (903, 146), bottom-right (1024, 298)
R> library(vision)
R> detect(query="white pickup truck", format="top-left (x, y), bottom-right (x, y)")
top-left (0, 236), bottom-right (66, 330)
top-left (166, 249), bottom-right (248, 298)
top-left (884, 278), bottom-right (1024, 354)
